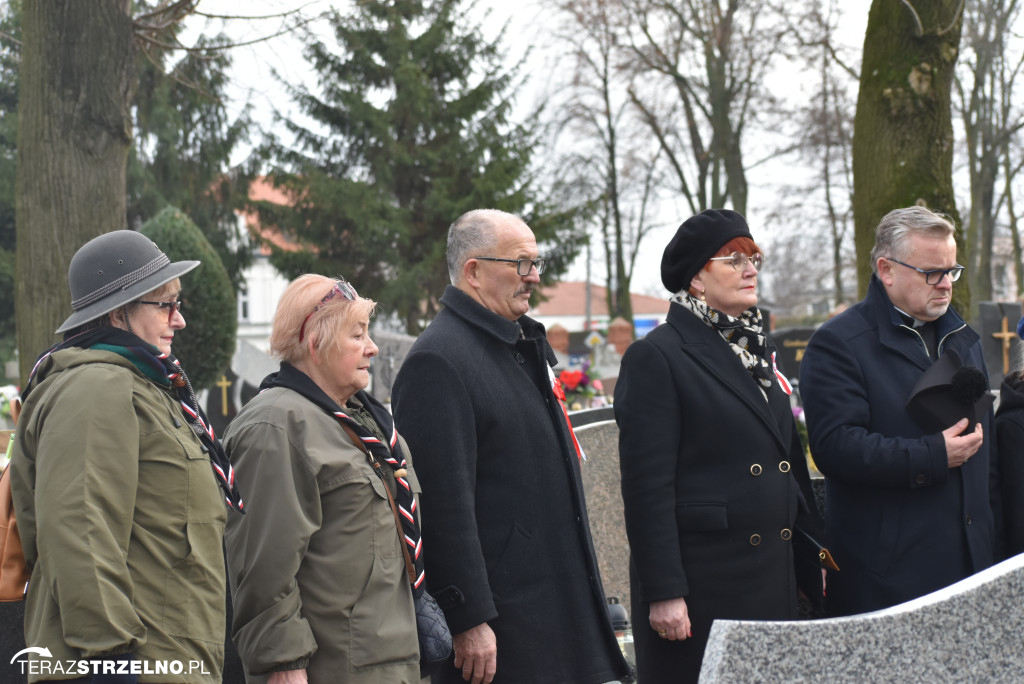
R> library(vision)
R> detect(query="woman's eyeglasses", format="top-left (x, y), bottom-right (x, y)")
top-left (299, 279), bottom-right (358, 341)
top-left (137, 299), bottom-right (183, 323)
top-left (707, 252), bottom-right (765, 271)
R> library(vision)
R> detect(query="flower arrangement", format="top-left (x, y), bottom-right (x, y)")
top-left (558, 362), bottom-right (605, 410)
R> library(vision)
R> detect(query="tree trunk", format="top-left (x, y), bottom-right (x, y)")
top-left (852, 0), bottom-right (966, 311)
top-left (15, 0), bottom-right (135, 383)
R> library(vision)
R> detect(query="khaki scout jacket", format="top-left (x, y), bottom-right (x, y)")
top-left (10, 347), bottom-right (227, 683)
top-left (223, 387), bottom-right (420, 684)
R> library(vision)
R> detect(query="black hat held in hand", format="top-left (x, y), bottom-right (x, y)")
top-left (906, 349), bottom-right (994, 435)
top-left (661, 209), bottom-right (753, 292)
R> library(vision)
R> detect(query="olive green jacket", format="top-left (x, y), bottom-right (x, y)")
top-left (223, 387), bottom-right (420, 684)
top-left (10, 347), bottom-right (227, 683)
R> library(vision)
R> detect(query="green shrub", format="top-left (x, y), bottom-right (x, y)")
top-left (140, 207), bottom-right (236, 391)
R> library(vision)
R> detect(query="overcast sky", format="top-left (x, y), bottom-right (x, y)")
top-left (183, 0), bottom-right (874, 296)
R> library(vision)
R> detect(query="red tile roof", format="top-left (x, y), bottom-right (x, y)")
top-left (532, 281), bottom-right (669, 317)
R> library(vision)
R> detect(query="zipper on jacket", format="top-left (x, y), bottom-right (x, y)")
top-left (937, 322), bottom-right (967, 356)
top-left (898, 324), bottom-right (930, 359)
top-left (898, 320), bottom-right (967, 360)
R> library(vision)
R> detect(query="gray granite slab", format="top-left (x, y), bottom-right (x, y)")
top-left (700, 552), bottom-right (1024, 683)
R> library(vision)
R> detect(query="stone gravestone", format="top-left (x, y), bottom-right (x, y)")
top-left (768, 327), bottom-right (816, 382)
top-left (700, 552), bottom-right (1024, 683)
top-left (979, 301), bottom-right (1024, 389)
top-left (370, 330), bottom-right (417, 404)
top-left (573, 408), bottom-right (630, 609)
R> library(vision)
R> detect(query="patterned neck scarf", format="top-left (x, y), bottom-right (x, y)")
top-left (24, 327), bottom-right (245, 513)
top-left (673, 290), bottom-right (775, 392)
top-left (260, 362), bottom-right (426, 596)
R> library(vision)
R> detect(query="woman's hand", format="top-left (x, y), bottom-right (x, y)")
top-left (649, 596), bottom-right (692, 641)
top-left (268, 669), bottom-right (308, 684)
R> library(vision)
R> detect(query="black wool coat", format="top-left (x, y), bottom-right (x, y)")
top-left (800, 276), bottom-right (996, 617)
top-left (995, 372), bottom-right (1024, 558)
top-left (614, 302), bottom-right (821, 684)
top-left (391, 286), bottom-right (628, 684)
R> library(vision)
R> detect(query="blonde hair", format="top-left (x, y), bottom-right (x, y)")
top-left (269, 274), bottom-right (376, 364)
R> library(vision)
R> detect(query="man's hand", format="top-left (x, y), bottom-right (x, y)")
top-left (944, 418), bottom-right (983, 468)
top-left (267, 669), bottom-right (308, 684)
top-left (649, 596), bottom-right (691, 641)
top-left (453, 622), bottom-right (497, 684)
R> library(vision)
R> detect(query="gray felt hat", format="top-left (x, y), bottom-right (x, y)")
top-left (56, 230), bottom-right (200, 334)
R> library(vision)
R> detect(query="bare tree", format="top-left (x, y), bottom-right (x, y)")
top-left (955, 0), bottom-right (1024, 315)
top-left (771, 0), bottom-right (857, 310)
top-left (551, 0), bottom-right (663, 326)
top-left (618, 0), bottom-right (787, 216)
top-left (14, 1), bottom-right (316, 381)
top-left (852, 0), bottom-right (965, 307)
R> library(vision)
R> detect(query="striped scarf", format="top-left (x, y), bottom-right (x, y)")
top-left (260, 362), bottom-right (426, 595)
top-left (24, 327), bottom-right (245, 513)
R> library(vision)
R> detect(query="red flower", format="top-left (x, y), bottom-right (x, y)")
top-left (559, 369), bottom-right (584, 391)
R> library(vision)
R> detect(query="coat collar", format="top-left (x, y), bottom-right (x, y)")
top-left (865, 275), bottom-right (974, 369)
top-left (664, 302), bottom-right (788, 451)
top-left (439, 285), bottom-right (557, 365)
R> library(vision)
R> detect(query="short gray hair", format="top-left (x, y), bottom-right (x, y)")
top-left (446, 209), bottom-right (523, 284)
top-left (870, 206), bottom-right (957, 275)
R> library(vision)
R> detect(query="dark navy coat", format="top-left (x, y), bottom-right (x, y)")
top-left (800, 276), bottom-right (996, 616)
top-left (391, 286), bottom-right (628, 684)
top-left (614, 302), bottom-right (821, 683)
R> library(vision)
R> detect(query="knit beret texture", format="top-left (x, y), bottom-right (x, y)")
top-left (661, 209), bottom-right (752, 292)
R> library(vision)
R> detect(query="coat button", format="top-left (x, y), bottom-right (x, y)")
top-left (749, 534), bottom-right (761, 546)
top-left (778, 461), bottom-right (791, 473)
top-left (966, 515), bottom-right (973, 526)
top-left (780, 528), bottom-right (792, 541)
top-left (750, 464), bottom-right (763, 476)
top-left (914, 473), bottom-right (926, 485)
top-left (515, 352), bottom-right (525, 364)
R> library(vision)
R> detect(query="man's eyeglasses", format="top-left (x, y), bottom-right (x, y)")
top-left (137, 299), bottom-right (183, 323)
top-left (887, 258), bottom-right (964, 285)
top-left (473, 257), bottom-right (546, 276)
top-left (707, 252), bottom-right (765, 271)
top-left (299, 279), bottom-right (358, 342)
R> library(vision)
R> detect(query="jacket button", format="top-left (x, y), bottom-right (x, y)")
top-left (749, 534), bottom-right (761, 546)
top-left (780, 528), bottom-right (792, 541)
top-left (778, 461), bottom-right (791, 473)
top-left (914, 473), bottom-right (926, 485)
top-left (966, 515), bottom-right (973, 526)
top-left (515, 352), bottom-right (525, 364)
top-left (750, 464), bottom-right (763, 476)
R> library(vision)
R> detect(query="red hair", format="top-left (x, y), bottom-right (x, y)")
top-left (688, 237), bottom-right (763, 297)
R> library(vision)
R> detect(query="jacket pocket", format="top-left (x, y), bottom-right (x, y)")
top-left (162, 520), bottom-right (226, 644)
top-left (489, 523), bottom-right (532, 601)
top-left (366, 474), bottom-right (402, 559)
top-left (676, 502), bottom-right (728, 532)
top-left (349, 554), bottom-right (418, 670)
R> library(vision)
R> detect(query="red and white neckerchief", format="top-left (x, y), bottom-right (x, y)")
top-left (549, 366), bottom-right (586, 462)
top-left (771, 351), bottom-right (793, 396)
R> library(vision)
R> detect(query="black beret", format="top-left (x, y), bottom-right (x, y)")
top-left (661, 209), bottom-right (753, 292)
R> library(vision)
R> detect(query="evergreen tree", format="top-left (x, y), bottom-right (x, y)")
top-left (128, 33), bottom-right (254, 290)
top-left (140, 206), bottom-right (236, 391)
top-left (259, 0), bottom-right (582, 334)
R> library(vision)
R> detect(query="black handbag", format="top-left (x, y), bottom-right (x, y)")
top-left (342, 424), bottom-right (453, 677)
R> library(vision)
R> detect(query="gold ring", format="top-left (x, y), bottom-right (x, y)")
top-left (658, 628), bottom-right (667, 636)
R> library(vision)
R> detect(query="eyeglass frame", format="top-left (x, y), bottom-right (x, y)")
top-left (472, 256), bottom-right (547, 276)
top-left (136, 299), bottom-right (183, 324)
top-left (299, 279), bottom-right (359, 342)
top-left (706, 251), bottom-right (765, 271)
top-left (886, 258), bottom-right (964, 285)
